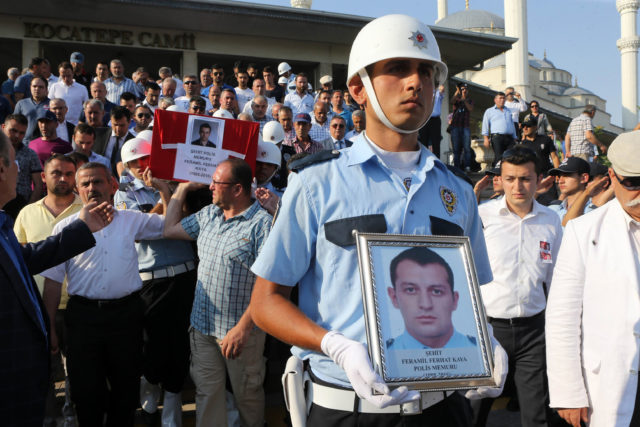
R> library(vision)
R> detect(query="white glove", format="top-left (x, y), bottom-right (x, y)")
top-left (465, 324), bottom-right (508, 400)
top-left (321, 331), bottom-right (420, 408)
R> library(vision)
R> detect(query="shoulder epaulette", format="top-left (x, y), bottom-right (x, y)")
top-left (289, 149), bottom-right (340, 172)
top-left (118, 182), bottom-right (132, 192)
top-left (445, 164), bottom-right (473, 188)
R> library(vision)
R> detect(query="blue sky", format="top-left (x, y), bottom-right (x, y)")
top-left (238, 0), bottom-right (628, 127)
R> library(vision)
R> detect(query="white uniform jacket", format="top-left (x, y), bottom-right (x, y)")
top-left (546, 199), bottom-right (640, 426)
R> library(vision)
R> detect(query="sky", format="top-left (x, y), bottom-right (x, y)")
top-left (237, 0), bottom-right (628, 127)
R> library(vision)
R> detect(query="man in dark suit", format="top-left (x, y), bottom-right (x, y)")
top-left (92, 106), bottom-right (135, 175)
top-left (191, 123), bottom-right (216, 148)
top-left (31, 98), bottom-right (76, 144)
top-left (0, 131), bottom-right (113, 426)
top-left (320, 116), bottom-right (353, 150)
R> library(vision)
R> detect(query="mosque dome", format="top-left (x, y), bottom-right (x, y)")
top-left (564, 86), bottom-right (594, 96)
top-left (529, 56), bottom-right (555, 69)
top-left (436, 9), bottom-right (505, 32)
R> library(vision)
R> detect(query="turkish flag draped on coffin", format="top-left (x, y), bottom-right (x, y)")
top-left (149, 109), bottom-right (260, 181)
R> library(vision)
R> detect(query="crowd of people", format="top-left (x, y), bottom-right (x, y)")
top-left (1, 12), bottom-right (640, 427)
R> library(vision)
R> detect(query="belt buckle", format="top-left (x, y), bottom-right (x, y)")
top-left (400, 393), bottom-right (421, 415)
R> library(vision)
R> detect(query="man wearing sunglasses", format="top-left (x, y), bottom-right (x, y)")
top-left (547, 131), bottom-right (640, 427)
top-left (175, 74), bottom-right (213, 113)
top-left (320, 116), bottom-right (353, 150)
top-left (132, 105), bottom-right (153, 137)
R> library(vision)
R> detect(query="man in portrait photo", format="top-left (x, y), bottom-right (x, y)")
top-left (191, 122), bottom-right (216, 148)
top-left (386, 246), bottom-right (476, 350)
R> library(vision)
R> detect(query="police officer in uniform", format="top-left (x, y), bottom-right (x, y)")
top-left (250, 14), bottom-right (507, 427)
top-left (114, 137), bottom-right (197, 425)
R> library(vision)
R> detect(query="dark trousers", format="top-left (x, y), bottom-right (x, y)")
top-left (490, 134), bottom-right (515, 165)
top-left (65, 294), bottom-right (144, 426)
top-left (419, 116), bottom-right (442, 158)
top-left (140, 269), bottom-right (196, 393)
top-left (475, 312), bottom-right (550, 427)
top-left (307, 387), bottom-right (473, 427)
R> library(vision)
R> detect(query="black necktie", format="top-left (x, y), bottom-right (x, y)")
top-left (110, 136), bottom-right (121, 173)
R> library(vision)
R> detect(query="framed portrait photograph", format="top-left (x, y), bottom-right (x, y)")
top-left (185, 115), bottom-right (225, 149)
top-left (355, 232), bottom-right (495, 392)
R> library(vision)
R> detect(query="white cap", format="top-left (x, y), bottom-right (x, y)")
top-left (213, 109), bottom-right (234, 119)
top-left (257, 139), bottom-right (282, 167)
top-left (121, 137), bottom-right (152, 165)
top-left (278, 62), bottom-right (292, 75)
top-left (319, 75), bottom-right (332, 85)
top-left (278, 76), bottom-right (288, 85)
top-left (262, 121), bottom-right (286, 144)
top-left (167, 105), bottom-right (185, 112)
top-left (347, 14), bottom-right (448, 134)
top-left (608, 130), bottom-right (640, 177)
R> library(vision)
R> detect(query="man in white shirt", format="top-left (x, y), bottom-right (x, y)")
top-left (41, 162), bottom-right (165, 425)
top-left (235, 69), bottom-right (254, 112)
top-left (241, 79), bottom-right (275, 115)
top-left (142, 82), bottom-right (161, 113)
top-left (477, 146), bottom-right (563, 427)
top-left (174, 74), bottom-right (212, 113)
top-left (546, 131), bottom-right (640, 427)
top-left (283, 73), bottom-right (315, 115)
top-left (49, 98), bottom-right (75, 144)
top-left (48, 62), bottom-right (89, 125)
top-left (72, 123), bottom-right (110, 168)
top-left (104, 59), bottom-right (139, 104)
top-left (504, 87), bottom-right (527, 137)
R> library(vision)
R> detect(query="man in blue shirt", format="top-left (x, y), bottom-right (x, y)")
top-left (250, 14), bottom-right (507, 427)
top-left (163, 158), bottom-right (271, 427)
top-left (13, 57), bottom-right (46, 103)
top-left (13, 77), bottom-right (50, 144)
top-left (482, 92), bottom-right (517, 165)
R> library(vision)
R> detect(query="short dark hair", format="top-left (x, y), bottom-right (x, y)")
top-left (110, 106), bottom-right (132, 121)
top-left (29, 57), bottom-right (45, 69)
top-left (199, 123), bottom-right (211, 131)
top-left (319, 90), bottom-right (331, 97)
top-left (247, 63), bottom-right (257, 70)
top-left (5, 114), bottom-right (28, 127)
top-left (495, 91), bottom-right (505, 98)
top-left (331, 89), bottom-right (343, 97)
top-left (530, 100), bottom-right (540, 107)
top-left (44, 153), bottom-right (76, 171)
top-left (211, 64), bottom-right (224, 71)
top-left (584, 104), bottom-right (596, 114)
top-left (262, 65), bottom-right (275, 74)
top-left (67, 151), bottom-right (89, 166)
top-left (190, 97), bottom-right (206, 108)
top-left (220, 88), bottom-right (235, 98)
top-left (119, 92), bottom-right (137, 103)
top-left (31, 77), bottom-right (48, 89)
top-left (279, 106), bottom-right (293, 116)
top-left (58, 61), bottom-right (73, 71)
top-left (501, 146), bottom-right (541, 175)
top-left (224, 158), bottom-right (253, 195)
top-left (134, 104), bottom-right (152, 115)
top-left (96, 61), bottom-right (109, 68)
top-left (390, 247), bottom-right (454, 292)
top-left (145, 81), bottom-right (160, 92)
top-left (74, 122), bottom-right (96, 138)
top-left (297, 72), bottom-right (308, 80)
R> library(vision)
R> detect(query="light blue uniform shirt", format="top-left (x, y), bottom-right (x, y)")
top-left (548, 198), bottom-right (598, 226)
top-left (114, 173), bottom-right (195, 271)
top-left (481, 106), bottom-right (517, 139)
top-left (251, 133), bottom-right (492, 386)
top-left (387, 329), bottom-right (476, 350)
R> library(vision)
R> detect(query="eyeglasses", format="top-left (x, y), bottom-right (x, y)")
top-left (531, 105), bottom-right (539, 108)
top-left (613, 172), bottom-right (640, 191)
top-left (137, 113), bottom-right (151, 118)
top-left (331, 124), bottom-right (345, 129)
top-left (184, 81), bottom-right (197, 85)
top-left (191, 106), bottom-right (205, 112)
top-left (212, 180), bottom-right (237, 186)
top-left (212, 72), bottom-right (223, 76)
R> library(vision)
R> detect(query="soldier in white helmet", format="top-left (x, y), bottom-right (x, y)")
top-left (278, 61), bottom-right (297, 94)
top-left (254, 139), bottom-right (283, 215)
top-left (114, 136), bottom-right (197, 425)
top-left (249, 14), bottom-right (507, 426)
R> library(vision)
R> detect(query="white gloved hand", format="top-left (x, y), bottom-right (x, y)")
top-left (321, 331), bottom-right (420, 408)
top-left (465, 324), bottom-right (508, 400)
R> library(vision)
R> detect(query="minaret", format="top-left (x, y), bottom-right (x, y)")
top-left (504, 0), bottom-right (530, 100)
top-left (617, 0), bottom-right (640, 130)
top-left (437, 0), bottom-right (448, 21)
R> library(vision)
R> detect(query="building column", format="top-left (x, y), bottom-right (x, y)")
top-left (437, 0), bottom-right (448, 22)
top-left (617, 0), bottom-right (640, 130)
top-left (181, 50), bottom-right (198, 77)
top-left (440, 84), bottom-right (450, 162)
top-left (315, 62), bottom-right (332, 88)
top-left (504, 0), bottom-right (530, 100)
top-left (22, 39), bottom-right (39, 69)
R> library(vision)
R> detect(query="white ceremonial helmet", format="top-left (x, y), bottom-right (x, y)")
top-left (137, 129), bottom-right (153, 143)
top-left (278, 62), bottom-right (292, 75)
top-left (213, 109), bottom-right (234, 119)
top-left (257, 139), bottom-right (282, 167)
top-left (121, 137), bottom-right (152, 165)
top-left (262, 121), bottom-right (286, 144)
top-left (347, 14), bottom-right (448, 134)
top-left (167, 105), bottom-right (184, 112)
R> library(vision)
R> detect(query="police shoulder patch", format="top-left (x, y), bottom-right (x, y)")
top-left (289, 149), bottom-right (340, 172)
top-left (116, 201), bottom-right (127, 210)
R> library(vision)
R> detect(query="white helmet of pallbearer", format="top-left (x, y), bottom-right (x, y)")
top-left (347, 14), bottom-right (448, 134)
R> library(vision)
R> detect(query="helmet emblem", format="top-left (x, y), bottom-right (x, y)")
top-left (409, 30), bottom-right (428, 49)
top-left (260, 151), bottom-right (267, 157)
top-left (131, 148), bottom-right (137, 153)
